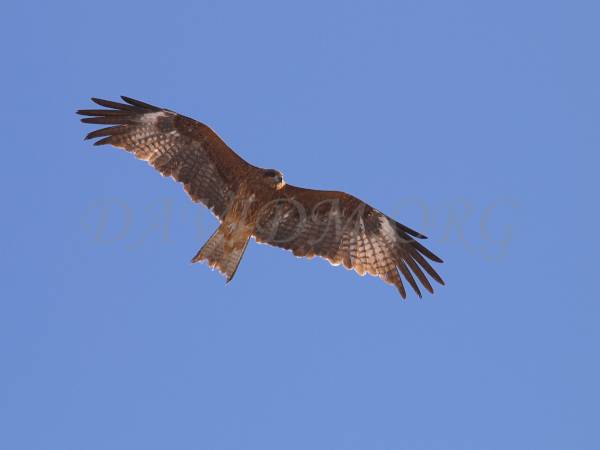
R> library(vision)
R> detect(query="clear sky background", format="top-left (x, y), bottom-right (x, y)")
top-left (1, 1), bottom-right (598, 449)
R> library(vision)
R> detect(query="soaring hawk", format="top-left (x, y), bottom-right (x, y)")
top-left (78, 97), bottom-right (444, 298)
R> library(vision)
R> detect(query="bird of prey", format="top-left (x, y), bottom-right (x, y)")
top-left (78, 97), bottom-right (444, 298)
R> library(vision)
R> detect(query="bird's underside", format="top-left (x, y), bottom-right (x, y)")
top-left (78, 96), bottom-right (445, 299)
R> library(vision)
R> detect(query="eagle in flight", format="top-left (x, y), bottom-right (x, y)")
top-left (78, 97), bottom-right (444, 298)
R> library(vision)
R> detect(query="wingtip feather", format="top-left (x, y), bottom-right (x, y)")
top-left (120, 96), bottom-right (161, 110)
top-left (93, 137), bottom-right (112, 146)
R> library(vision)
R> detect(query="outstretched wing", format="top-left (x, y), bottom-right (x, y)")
top-left (78, 96), bottom-right (250, 220)
top-left (253, 184), bottom-right (444, 298)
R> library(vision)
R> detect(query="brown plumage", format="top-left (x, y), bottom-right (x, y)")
top-left (78, 96), bottom-right (445, 298)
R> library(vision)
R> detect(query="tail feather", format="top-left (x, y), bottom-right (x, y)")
top-left (191, 226), bottom-right (250, 282)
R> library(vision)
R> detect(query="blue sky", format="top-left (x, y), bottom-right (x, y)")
top-left (1, 1), bottom-right (598, 449)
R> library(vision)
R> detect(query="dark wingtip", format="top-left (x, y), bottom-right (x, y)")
top-left (120, 95), bottom-right (161, 110)
top-left (394, 220), bottom-right (428, 239)
top-left (411, 230), bottom-right (428, 239)
top-left (430, 255), bottom-right (443, 264)
top-left (92, 137), bottom-right (112, 146)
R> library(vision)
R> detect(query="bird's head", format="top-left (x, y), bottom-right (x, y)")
top-left (261, 169), bottom-right (285, 190)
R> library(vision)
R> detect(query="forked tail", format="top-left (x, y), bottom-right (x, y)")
top-left (191, 225), bottom-right (250, 282)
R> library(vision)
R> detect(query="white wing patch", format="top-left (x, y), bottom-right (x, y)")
top-left (141, 111), bottom-right (168, 124)
top-left (379, 215), bottom-right (398, 244)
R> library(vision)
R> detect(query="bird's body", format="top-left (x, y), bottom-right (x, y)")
top-left (78, 96), bottom-right (444, 298)
top-left (191, 170), bottom-right (283, 280)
